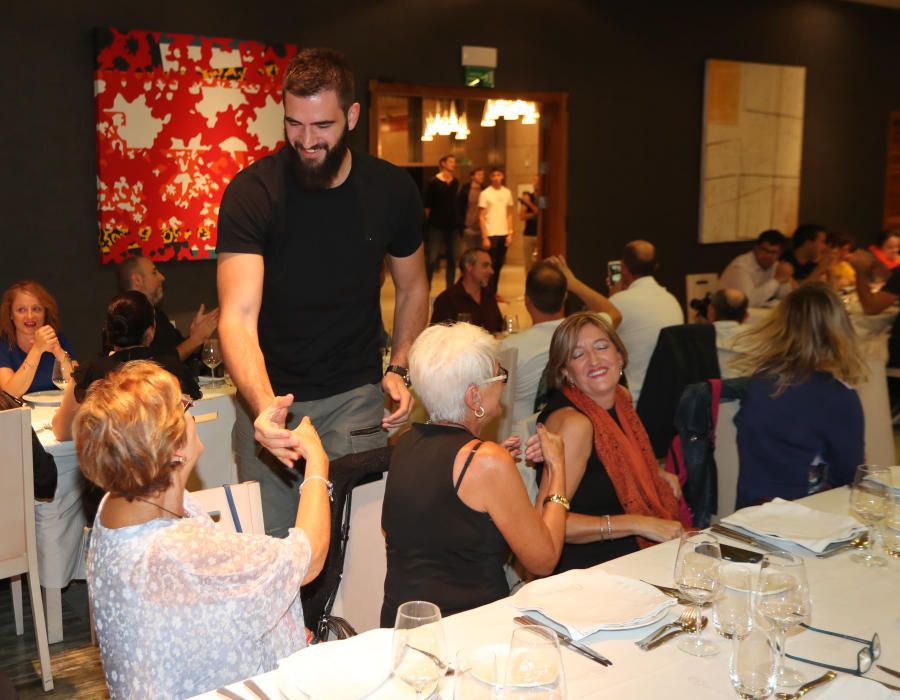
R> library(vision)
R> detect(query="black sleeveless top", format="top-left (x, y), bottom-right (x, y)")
top-left (538, 392), bottom-right (639, 572)
top-left (380, 423), bottom-right (510, 626)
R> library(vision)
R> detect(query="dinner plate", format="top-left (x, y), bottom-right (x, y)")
top-left (22, 389), bottom-right (64, 406)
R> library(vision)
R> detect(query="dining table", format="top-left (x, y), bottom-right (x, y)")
top-left (191, 486), bottom-right (900, 699)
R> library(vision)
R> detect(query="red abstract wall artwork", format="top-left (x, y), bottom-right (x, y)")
top-left (94, 28), bottom-right (296, 263)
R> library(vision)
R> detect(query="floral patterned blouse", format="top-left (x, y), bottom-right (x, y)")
top-left (88, 494), bottom-right (310, 699)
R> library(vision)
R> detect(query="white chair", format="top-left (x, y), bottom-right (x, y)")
top-left (1, 407), bottom-right (53, 691)
top-left (481, 346), bottom-right (518, 443)
top-left (189, 481), bottom-right (265, 534)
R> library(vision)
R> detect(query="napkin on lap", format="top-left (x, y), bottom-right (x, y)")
top-left (723, 498), bottom-right (865, 553)
top-left (510, 569), bottom-right (674, 639)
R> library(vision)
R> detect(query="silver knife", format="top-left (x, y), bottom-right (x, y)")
top-left (516, 615), bottom-right (612, 666)
top-left (815, 542), bottom-right (857, 558)
top-left (711, 524), bottom-right (780, 552)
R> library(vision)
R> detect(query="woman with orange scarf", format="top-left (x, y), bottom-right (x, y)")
top-left (538, 312), bottom-right (683, 572)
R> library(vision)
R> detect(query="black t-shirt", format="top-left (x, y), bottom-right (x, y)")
top-left (216, 146), bottom-right (423, 400)
top-left (423, 177), bottom-right (460, 231)
top-left (781, 250), bottom-right (817, 281)
top-left (148, 307), bottom-right (185, 358)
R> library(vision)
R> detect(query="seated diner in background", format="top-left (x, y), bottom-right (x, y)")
top-left (538, 312), bottom-right (683, 574)
top-left (867, 229), bottom-right (900, 280)
top-left (781, 223), bottom-right (830, 282)
top-left (0, 280), bottom-right (74, 397)
top-left (381, 322), bottom-right (566, 625)
top-left (717, 228), bottom-right (794, 307)
top-left (430, 247), bottom-right (504, 333)
top-left (732, 283), bottom-right (865, 509)
top-left (825, 231), bottom-right (856, 291)
top-left (74, 361), bottom-right (331, 699)
top-left (52, 290), bottom-right (200, 441)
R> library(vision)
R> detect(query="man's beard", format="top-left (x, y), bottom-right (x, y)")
top-left (289, 125), bottom-right (350, 191)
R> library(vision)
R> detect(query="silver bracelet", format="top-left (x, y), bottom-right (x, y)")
top-left (299, 474), bottom-right (333, 502)
top-left (605, 514), bottom-right (612, 540)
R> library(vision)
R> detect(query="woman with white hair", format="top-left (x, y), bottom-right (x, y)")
top-left (380, 322), bottom-right (567, 625)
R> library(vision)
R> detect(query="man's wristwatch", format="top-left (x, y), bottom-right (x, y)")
top-left (384, 364), bottom-right (411, 388)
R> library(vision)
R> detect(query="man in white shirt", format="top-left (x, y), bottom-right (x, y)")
top-left (700, 288), bottom-right (749, 378)
top-left (478, 167), bottom-right (515, 294)
top-left (609, 240), bottom-right (684, 404)
top-left (500, 257), bottom-right (621, 424)
top-left (718, 229), bottom-right (794, 307)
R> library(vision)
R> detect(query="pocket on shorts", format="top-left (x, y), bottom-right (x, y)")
top-left (348, 422), bottom-right (387, 453)
top-left (347, 384), bottom-right (388, 454)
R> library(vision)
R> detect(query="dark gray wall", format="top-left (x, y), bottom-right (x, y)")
top-left (3, 0), bottom-right (899, 357)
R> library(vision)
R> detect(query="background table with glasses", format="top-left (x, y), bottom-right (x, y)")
top-left (193, 486), bottom-right (899, 699)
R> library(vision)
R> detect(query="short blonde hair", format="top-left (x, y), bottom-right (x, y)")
top-left (546, 312), bottom-right (628, 391)
top-left (410, 323), bottom-right (498, 423)
top-left (731, 283), bottom-right (866, 394)
top-left (74, 360), bottom-right (187, 499)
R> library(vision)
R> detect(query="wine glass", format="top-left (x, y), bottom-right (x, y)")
top-left (454, 646), bottom-right (503, 700)
top-left (754, 551), bottom-right (810, 689)
top-left (392, 601), bottom-right (447, 699)
top-left (850, 464), bottom-right (893, 567)
top-left (51, 354), bottom-right (73, 391)
top-left (201, 339), bottom-right (223, 381)
top-left (504, 624), bottom-right (566, 699)
top-left (883, 492), bottom-right (900, 559)
top-left (713, 564), bottom-right (754, 641)
top-left (673, 532), bottom-right (722, 656)
top-left (730, 628), bottom-right (777, 699)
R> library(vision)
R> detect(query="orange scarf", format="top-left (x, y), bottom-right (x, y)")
top-left (563, 384), bottom-right (679, 548)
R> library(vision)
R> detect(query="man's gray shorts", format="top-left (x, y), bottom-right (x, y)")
top-left (233, 383), bottom-right (387, 537)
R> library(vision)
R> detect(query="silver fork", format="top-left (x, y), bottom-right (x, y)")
top-left (635, 607), bottom-right (697, 649)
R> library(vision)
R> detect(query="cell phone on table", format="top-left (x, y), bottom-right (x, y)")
top-left (697, 542), bottom-right (763, 564)
top-left (607, 259), bottom-right (622, 286)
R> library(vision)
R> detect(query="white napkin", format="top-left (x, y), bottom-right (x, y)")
top-left (723, 498), bottom-right (865, 553)
top-left (510, 568), bottom-right (675, 640)
top-left (278, 628), bottom-right (401, 700)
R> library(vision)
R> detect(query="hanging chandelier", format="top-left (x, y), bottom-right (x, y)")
top-left (480, 99), bottom-right (540, 127)
top-left (421, 101), bottom-right (469, 141)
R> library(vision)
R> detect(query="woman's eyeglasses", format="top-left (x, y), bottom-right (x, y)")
top-left (482, 365), bottom-right (509, 385)
top-left (785, 623), bottom-right (880, 676)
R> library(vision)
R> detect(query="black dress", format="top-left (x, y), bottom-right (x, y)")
top-left (538, 392), bottom-right (639, 572)
top-left (380, 423), bottom-right (510, 626)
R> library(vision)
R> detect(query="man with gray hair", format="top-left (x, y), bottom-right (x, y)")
top-left (701, 288), bottom-right (749, 378)
top-left (431, 247), bottom-right (503, 333)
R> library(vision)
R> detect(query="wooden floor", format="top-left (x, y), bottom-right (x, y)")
top-left (0, 580), bottom-right (107, 699)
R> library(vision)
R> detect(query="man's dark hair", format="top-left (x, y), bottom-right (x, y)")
top-left (283, 48), bottom-right (355, 111)
top-left (792, 223), bottom-right (826, 248)
top-left (827, 231), bottom-right (855, 249)
top-left (756, 229), bottom-right (786, 248)
top-left (459, 247), bottom-right (487, 273)
top-left (712, 289), bottom-right (748, 323)
top-left (490, 166), bottom-right (504, 175)
top-left (622, 241), bottom-right (657, 278)
top-left (116, 256), bottom-right (143, 292)
top-left (526, 262), bottom-right (567, 314)
top-left (439, 154), bottom-right (454, 168)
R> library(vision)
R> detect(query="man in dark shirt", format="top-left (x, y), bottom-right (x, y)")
top-left (216, 48), bottom-right (428, 537)
top-left (781, 223), bottom-right (828, 282)
top-left (117, 255), bottom-right (219, 361)
top-left (431, 247), bottom-right (503, 333)
top-left (423, 154), bottom-right (461, 289)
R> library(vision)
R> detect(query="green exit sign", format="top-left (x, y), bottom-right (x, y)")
top-left (464, 66), bottom-right (494, 88)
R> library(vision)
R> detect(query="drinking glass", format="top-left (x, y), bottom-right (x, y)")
top-left (51, 354), bottom-right (73, 391)
top-left (504, 625), bottom-right (566, 699)
top-left (730, 628), bottom-right (777, 699)
top-left (883, 493), bottom-right (900, 559)
top-left (392, 601), bottom-right (448, 699)
top-left (714, 564), bottom-right (754, 641)
top-left (201, 339), bottom-right (223, 380)
top-left (674, 532), bottom-right (721, 656)
top-left (850, 464), bottom-right (893, 567)
top-left (755, 552), bottom-right (810, 688)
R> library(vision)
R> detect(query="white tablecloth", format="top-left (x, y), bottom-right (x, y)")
top-left (191, 487), bottom-right (900, 699)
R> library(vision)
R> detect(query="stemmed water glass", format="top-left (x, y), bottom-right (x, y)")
top-left (754, 551), bottom-right (810, 689)
top-left (730, 628), bottom-right (777, 699)
top-left (201, 339), bottom-right (223, 382)
top-left (850, 464), bottom-right (893, 567)
top-left (392, 601), bottom-right (448, 699)
top-left (713, 564), bottom-right (754, 641)
top-left (674, 532), bottom-right (722, 656)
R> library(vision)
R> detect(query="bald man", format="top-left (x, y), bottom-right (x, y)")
top-left (703, 288), bottom-right (749, 379)
top-left (608, 240), bottom-right (683, 403)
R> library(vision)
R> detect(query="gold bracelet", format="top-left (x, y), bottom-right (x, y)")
top-left (543, 493), bottom-right (570, 511)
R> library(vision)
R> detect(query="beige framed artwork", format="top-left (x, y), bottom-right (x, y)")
top-left (699, 59), bottom-right (806, 243)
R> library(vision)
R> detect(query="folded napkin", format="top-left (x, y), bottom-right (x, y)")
top-left (723, 498), bottom-right (865, 554)
top-left (510, 569), bottom-right (675, 640)
top-left (278, 628), bottom-right (402, 700)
